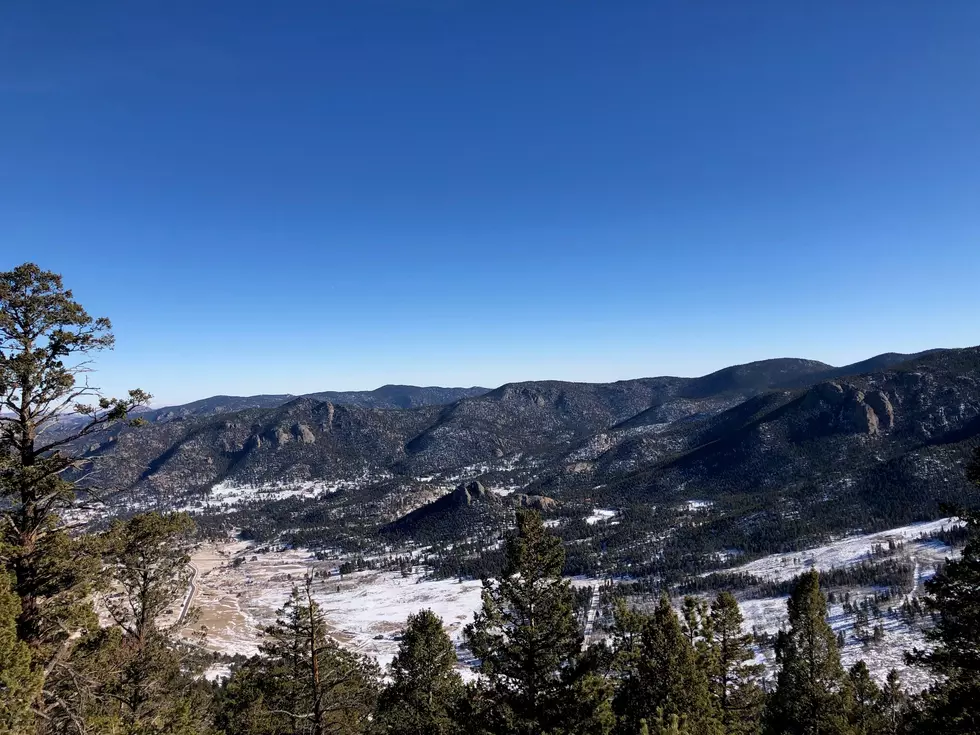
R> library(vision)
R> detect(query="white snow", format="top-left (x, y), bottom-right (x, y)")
top-left (725, 518), bottom-right (961, 583)
top-left (684, 499), bottom-right (713, 511)
top-left (585, 508), bottom-right (619, 525)
top-left (179, 475), bottom-right (390, 513)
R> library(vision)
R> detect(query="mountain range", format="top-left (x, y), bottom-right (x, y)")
top-left (74, 346), bottom-right (975, 506)
top-left (139, 384), bottom-right (490, 422)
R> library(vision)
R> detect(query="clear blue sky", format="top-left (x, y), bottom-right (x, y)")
top-left (3, 1), bottom-right (978, 406)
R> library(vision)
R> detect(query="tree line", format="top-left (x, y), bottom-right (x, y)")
top-left (3, 263), bottom-right (980, 734)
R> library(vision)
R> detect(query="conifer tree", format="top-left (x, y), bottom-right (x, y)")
top-left (765, 570), bottom-right (851, 735)
top-left (0, 570), bottom-right (41, 734)
top-left (907, 446), bottom-right (980, 732)
top-left (708, 592), bottom-right (764, 735)
top-left (0, 263), bottom-right (148, 716)
top-left (880, 670), bottom-right (906, 734)
top-left (848, 661), bottom-right (884, 735)
top-left (610, 598), bottom-right (648, 734)
top-left (682, 596), bottom-right (718, 688)
top-left (91, 512), bottom-right (205, 734)
top-left (218, 577), bottom-right (378, 735)
top-left (612, 596), bottom-right (720, 735)
top-left (376, 608), bottom-right (463, 735)
top-left (464, 509), bottom-right (612, 735)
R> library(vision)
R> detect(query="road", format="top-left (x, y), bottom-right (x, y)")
top-left (177, 562), bottom-right (199, 627)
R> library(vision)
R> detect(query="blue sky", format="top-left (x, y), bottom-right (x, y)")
top-left (3, 1), bottom-right (978, 405)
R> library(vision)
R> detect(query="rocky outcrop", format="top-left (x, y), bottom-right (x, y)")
top-left (295, 423), bottom-right (316, 444)
top-left (513, 494), bottom-right (558, 511)
top-left (850, 400), bottom-right (880, 435)
top-left (450, 480), bottom-right (492, 507)
top-left (864, 390), bottom-right (895, 430)
top-left (804, 382), bottom-right (895, 435)
top-left (806, 381), bottom-right (846, 407)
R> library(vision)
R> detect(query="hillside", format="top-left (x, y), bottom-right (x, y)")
top-left (72, 348), bottom-right (979, 567)
top-left (142, 384), bottom-right (489, 423)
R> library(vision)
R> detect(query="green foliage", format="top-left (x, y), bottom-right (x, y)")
top-left (632, 596), bottom-right (720, 735)
top-left (464, 509), bottom-right (612, 734)
top-left (765, 570), bottom-right (851, 735)
top-left (376, 608), bottom-right (463, 735)
top-left (0, 571), bottom-right (41, 734)
top-left (84, 512), bottom-right (208, 734)
top-left (708, 592), bottom-right (764, 735)
top-left (847, 661), bottom-right (885, 735)
top-left (103, 512), bottom-right (197, 638)
top-left (880, 670), bottom-right (907, 734)
top-left (217, 579), bottom-right (379, 735)
top-left (611, 594), bottom-right (727, 735)
top-left (908, 445), bottom-right (980, 733)
top-left (0, 262), bottom-right (149, 722)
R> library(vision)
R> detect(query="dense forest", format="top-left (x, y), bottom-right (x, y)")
top-left (3, 264), bottom-right (980, 734)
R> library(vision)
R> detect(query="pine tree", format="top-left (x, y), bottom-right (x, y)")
top-left (610, 598), bottom-right (648, 733)
top-left (90, 512), bottom-right (205, 734)
top-left (765, 570), bottom-right (851, 735)
top-left (0, 570), bottom-right (41, 734)
top-left (0, 263), bottom-right (149, 720)
top-left (848, 661), bottom-right (884, 735)
top-left (376, 608), bottom-right (463, 735)
top-left (708, 592), bottom-right (764, 735)
top-left (682, 596), bottom-right (717, 689)
top-left (880, 669), bottom-right (906, 734)
top-left (907, 446), bottom-right (980, 732)
top-left (611, 596), bottom-right (719, 735)
top-left (218, 577), bottom-right (378, 735)
top-left (464, 509), bottom-right (612, 735)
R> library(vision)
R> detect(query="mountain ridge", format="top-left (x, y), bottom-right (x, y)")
top-left (75, 347), bottom-right (972, 500)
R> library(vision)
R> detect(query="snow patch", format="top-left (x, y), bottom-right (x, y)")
top-left (585, 508), bottom-right (619, 526)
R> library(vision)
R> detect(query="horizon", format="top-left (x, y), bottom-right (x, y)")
top-left (6, 1), bottom-right (979, 405)
top-left (137, 343), bottom-right (964, 408)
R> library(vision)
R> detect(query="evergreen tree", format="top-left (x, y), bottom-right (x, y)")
top-left (610, 597), bottom-right (648, 733)
top-left (89, 512), bottom-right (206, 734)
top-left (464, 509), bottom-right (612, 735)
top-left (880, 669), bottom-right (907, 734)
top-left (0, 570), bottom-right (41, 734)
top-left (610, 598), bottom-right (648, 734)
top-left (612, 596), bottom-right (719, 735)
top-left (765, 570), bottom-right (851, 735)
top-left (708, 592), bottom-right (764, 735)
top-left (0, 263), bottom-right (148, 719)
top-left (217, 577), bottom-right (378, 735)
top-left (848, 661), bottom-right (884, 735)
top-left (376, 608), bottom-right (463, 735)
top-left (908, 446), bottom-right (980, 733)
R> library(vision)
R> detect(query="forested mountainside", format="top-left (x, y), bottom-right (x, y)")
top-left (79, 348), bottom-right (963, 496)
top-left (139, 384), bottom-right (490, 422)
top-left (72, 347), bottom-right (980, 578)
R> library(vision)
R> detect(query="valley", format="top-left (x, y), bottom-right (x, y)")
top-left (68, 346), bottom-right (980, 688)
top-left (180, 516), bottom-right (961, 690)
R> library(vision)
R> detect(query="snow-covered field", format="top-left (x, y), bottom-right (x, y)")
top-left (684, 499), bottom-right (713, 511)
top-left (727, 519), bottom-right (963, 689)
top-left (185, 518), bottom-right (963, 691)
top-left (179, 475), bottom-right (391, 513)
top-left (184, 539), bottom-right (607, 679)
top-left (585, 508), bottom-right (619, 525)
top-left (726, 518), bottom-right (960, 583)
top-left (182, 542), bottom-right (486, 672)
